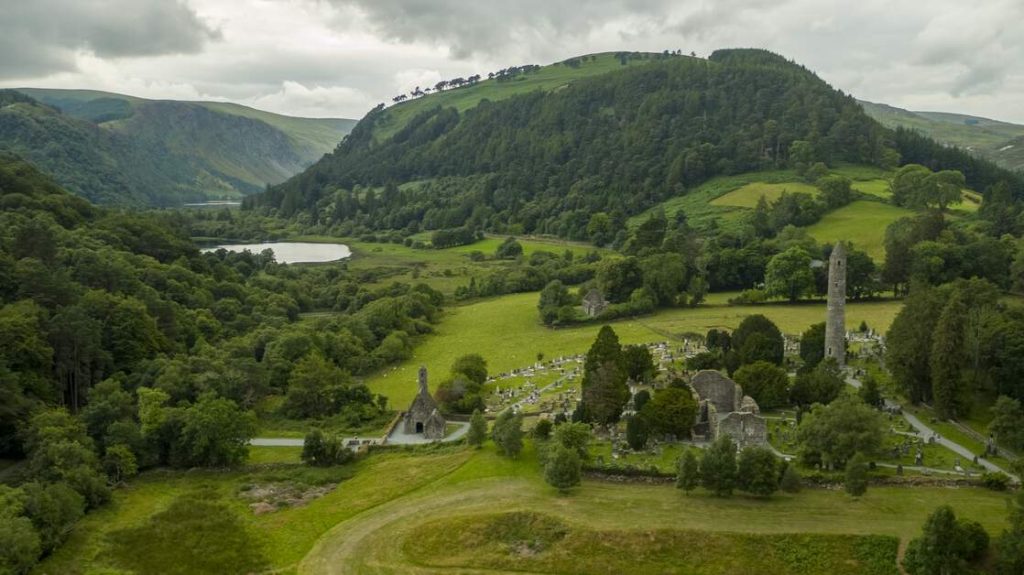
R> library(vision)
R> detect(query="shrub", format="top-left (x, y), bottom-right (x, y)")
top-left (981, 471), bottom-right (1010, 491)
top-left (780, 463), bottom-right (802, 493)
top-left (544, 444), bottom-right (582, 492)
top-left (844, 453), bottom-right (868, 497)
top-left (737, 446), bottom-right (779, 497)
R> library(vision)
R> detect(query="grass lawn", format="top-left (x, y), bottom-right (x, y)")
top-left (365, 290), bottom-right (904, 408)
top-left (711, 181), bottom-right (819, 208)
top-left (39, 443), bottom-right (1015, 575)
top-left (852, 179), bottom-right (891, 199)
top-left (805, 200), bottom-right (915, 261)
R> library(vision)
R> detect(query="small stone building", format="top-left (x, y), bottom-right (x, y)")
top-left (403, 366), bottom-right (446, 440)
top-left (689, 370), bottom-right (767, 448)
top-left (581, 288), bottom-right (608, 318)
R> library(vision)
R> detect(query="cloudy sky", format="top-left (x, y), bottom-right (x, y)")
top-left (1, 0), bottom-right (1022, 122)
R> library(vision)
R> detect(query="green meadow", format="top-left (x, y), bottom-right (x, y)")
top-left (805, 201), bottom-right (915, 261)
top-left (39, 445), bottom-right (1014, 575)
top-left (711, 181), bottom-right (819, 208)
top-left (364, 290), bottom-right (903, 408)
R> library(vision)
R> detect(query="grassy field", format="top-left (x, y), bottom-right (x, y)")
top-left (406, 512), bottom-right (900, 575)
top-left (805, 201), bottom-right (915, 261)
top-left (852, 179), bottom-right (891, 199)
top-left (38, 443), bottom-right (1014, 575)
top-left (365, 290), bottom-right (904, 408)
top-left (309, 234), bottom-right (606, 296)
top-left (711, 181), bottom-right (819, 208)
top-left (373, 52), bottom-right (661, 141)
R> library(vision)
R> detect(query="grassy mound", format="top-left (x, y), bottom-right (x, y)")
top-left (405, 511), bottom-right (900, 575)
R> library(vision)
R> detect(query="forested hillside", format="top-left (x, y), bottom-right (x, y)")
top-left (250, 49), bottom-right (1021, 240)
top-left (0, 89), bottom-right (355, 206)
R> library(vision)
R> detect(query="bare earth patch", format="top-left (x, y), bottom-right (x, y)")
top-left (240, 482), bottom-right (337, 514)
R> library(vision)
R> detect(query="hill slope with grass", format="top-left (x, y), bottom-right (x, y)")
top-left (861, 100), bottom-right (1024, 173)
top-left (1, 88), bottom-right (355, 206)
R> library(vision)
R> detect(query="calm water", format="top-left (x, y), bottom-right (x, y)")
top-left (201, 242), bottom-right (351, 264)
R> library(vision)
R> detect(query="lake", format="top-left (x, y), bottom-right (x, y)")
top-left (201, 242), bottom-right (351, 264)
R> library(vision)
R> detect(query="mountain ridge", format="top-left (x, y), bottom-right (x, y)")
top-left (860, 100), bottom-right (1024, 173)
top-left (0, 88), bottom-right (356, 206)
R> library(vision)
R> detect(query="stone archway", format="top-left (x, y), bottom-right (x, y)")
top-left (416, 422), bottom-right (424, 433)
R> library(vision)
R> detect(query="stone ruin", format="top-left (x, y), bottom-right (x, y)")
top-left (403, 366), bottom-right (446, 440)
top-left (581, 288), bottom-right (608, 318)
top-left (689, 370), bottom-right (767, 449)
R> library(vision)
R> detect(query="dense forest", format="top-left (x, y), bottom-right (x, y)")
top-left (0, 153), bottom-right (445, 571)
top-left (246, 49), bottom-right (1024, 241)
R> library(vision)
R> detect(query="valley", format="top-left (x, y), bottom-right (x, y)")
top-left (4, 29), bottom-right (1024, 575)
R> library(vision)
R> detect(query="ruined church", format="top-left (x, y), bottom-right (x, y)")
top-left (690, 370), bottom-right (767, 449)
top-left (403, 366), bottom-right (446, 440)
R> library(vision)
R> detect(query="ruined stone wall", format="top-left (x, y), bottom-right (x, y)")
top-left (716, 411), bottom-right (767, 449)
top-left (691, 370), bottom-right (739, 414)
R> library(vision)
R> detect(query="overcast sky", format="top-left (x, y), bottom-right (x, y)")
top-left (1, 0), bottom-right (1022, 122)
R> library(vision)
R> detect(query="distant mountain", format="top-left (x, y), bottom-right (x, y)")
top-left (0, 88), bottom-right (355, 206)
top-left (860, 100), bottom-right (1024, 173)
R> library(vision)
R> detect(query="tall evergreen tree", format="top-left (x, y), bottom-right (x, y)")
top-left (676, 450), bottom-right (700, 493)
top-left (931, 294), bottom-right (968, 419)
top-left (580, 326), bottom-right (629, 425)
top-left (886, 286), bottom-right (943, 403)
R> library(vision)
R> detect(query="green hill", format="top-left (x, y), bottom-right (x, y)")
top-left (252, 49), bottom-right (1022, 240)
top-left (860, 100), bottom-right (1024, 173)
top-left (1, 88), bottom-right (355, 206)
top-left (252, 49), bottom-right (903, 230)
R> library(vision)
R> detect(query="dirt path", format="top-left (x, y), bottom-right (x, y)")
top-left (298, 478), bottom-right (540, 574)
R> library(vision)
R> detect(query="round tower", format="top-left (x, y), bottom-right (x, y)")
top-left (825, 242), bottom-right (847, 367)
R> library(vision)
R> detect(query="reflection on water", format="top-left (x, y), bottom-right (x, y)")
top-left (201, 242), bottom-right (351, 264)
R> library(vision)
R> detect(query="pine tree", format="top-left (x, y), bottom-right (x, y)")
top-left (676, 449), bottom-right (700, 493)
top-left (467, 409), bottom-right (487, 448)
top-left (931, 294), bottom-right (968, 419)
top-left (580, 326), bottom-right (629, 425)
top-left (625, 415), bottom-right (649, 451)
top-left (845, 452), bottom-right (868, 497)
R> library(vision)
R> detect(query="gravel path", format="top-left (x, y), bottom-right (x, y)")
top-left (846, 375), bottom-right (1017, 481)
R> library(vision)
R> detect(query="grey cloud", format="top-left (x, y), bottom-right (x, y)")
top-left (335, 0), bottom-right (679, 59)
top-left (0, 0), bottom-right (219, 79)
